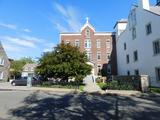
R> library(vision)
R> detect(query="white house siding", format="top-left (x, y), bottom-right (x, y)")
top-left (116, 1), bottom-right (160, 87)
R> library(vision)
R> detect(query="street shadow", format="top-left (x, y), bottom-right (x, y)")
top-left (9, 91), bottom-right (160, 120)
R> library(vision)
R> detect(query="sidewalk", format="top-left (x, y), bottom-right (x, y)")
top-left (83, 75), bottom-right (102, 93)
top-left (0, 82), bottom-right (76, 93)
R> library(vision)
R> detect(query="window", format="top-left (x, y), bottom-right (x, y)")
top-left (0, 71), bottom-right (3, 79)
top-left (135, 69), bottom-right (139, 75)
top-left (155, 67), bottom-right (160, 81)
top-left (0, 58), bottom-right (4, 66)
top-left (86, 52), bottom-right (92, 61)
top-left (133, 50), bottom-right (138, 61)
top-left (132, 27), bottom-right (136, 40)
top-left (127, 71), bottom-right (130, 76)
top-left (107, 64), bottom-right (111, 74)
top-left (75, 40), bottom-right (80, 47)
top-left (146, 23), bottom-right (152, 35)
top-left (129, 9), bottom-right (137, 29)
top-left (96, 39), bottom-right (101, 48)
top-left (97, 65), bottom-right (101, 74)
top-left (124, 43), bottom-right (126, 50)
top-left (85, 39), bottom-right (91, 48)
top-left (106, 40), bottom-right (111, 49)
top-left (107, 53), bottom-right (110, 60)
top-left (85, 29), bottom-right (90, 38)
top-left (97, 52), bottom-right (101, 60)
top-left (126, 54), bottom-right (129, 64)
top-left (153, 40), bottom-right (160, 55)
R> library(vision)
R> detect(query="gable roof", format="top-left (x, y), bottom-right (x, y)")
top-left (80, 18), bottom-right (95, 32)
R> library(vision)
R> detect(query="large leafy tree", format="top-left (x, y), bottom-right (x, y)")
top-left (36, 42), bottom-right (92, 82)
top-left (10, 57), bottom-right (35, 79)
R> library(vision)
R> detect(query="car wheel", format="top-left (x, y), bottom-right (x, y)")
top-left (12, 82), bottom-right (16, 86)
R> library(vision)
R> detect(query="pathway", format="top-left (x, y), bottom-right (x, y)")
top-left (83, 75), bottom-right (102, 93)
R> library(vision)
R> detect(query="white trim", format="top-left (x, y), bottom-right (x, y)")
top-left (60, 33), bottom-right (81, 36)
top-left (94, 32), bottom-right (115, 35)
top-left (80, 23), bottom-right (95, 32)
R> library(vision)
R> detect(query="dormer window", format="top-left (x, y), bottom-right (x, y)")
top-left (85, 28), bottom-right (90, 38)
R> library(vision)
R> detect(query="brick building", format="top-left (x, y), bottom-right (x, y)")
top-left (60, 18), bottom-right (117, 76)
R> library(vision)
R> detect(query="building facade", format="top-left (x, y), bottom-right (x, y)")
top-left (21, 63), bottom-right (37, 77)
top-left (115, 0), bottom-right (160, 87)
top-left (0, 42), bottom-right (10, 82)
top-left (60, 19), bottom-right (117, 76)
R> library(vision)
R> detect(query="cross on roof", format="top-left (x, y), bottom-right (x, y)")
top-left (86, 17), bottom-right (89, 23)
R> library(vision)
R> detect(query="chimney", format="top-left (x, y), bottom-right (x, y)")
top-left (157, 0), bottom-right (160, 6)
top-left (139, 0), bottom-right (150, 10)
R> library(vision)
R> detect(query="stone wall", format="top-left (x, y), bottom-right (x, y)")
top-left (111, 75), bottom-right (149, 92)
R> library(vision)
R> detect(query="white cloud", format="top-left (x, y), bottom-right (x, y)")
top-left (43, 43), bottom-right (55, 52)
top-left (53, 2), bottom-right (83, 32)
top-left (23, 28), bottom-right (31, 33)
top-left (2, 43), bottom-right (21, 52)
top-left (54, 22), bottom-right (69, 32)
top-left (1, 36), bottom-right (36, 48)
top-left (0, 22), bottom-right (17, 30)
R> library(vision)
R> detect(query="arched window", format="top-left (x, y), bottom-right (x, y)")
top-left (85, 29), bottom-right (90, 38)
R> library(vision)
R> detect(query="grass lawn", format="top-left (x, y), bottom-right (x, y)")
top-left (35, 82), bottom-right (85, 91)
top-left (150, 87), bottom-right (160, 93)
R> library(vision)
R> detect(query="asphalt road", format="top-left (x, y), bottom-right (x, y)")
top-left (0, 90), bottom-right (160, 120)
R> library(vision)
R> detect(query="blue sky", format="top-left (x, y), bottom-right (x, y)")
top-left (0, 0), bottom-right (156, 60)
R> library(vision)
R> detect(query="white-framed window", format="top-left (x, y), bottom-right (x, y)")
top-left (86, 52), bottom-right (92, 61)
top-left (155, 67), bottom-right (160, 81)
top-left (146, 23), bottom-right (152, 35)
top-left (85, 28), bottom-right (90, 38)
top-left (0, 71), bottom-right (4, 79)
top-left (75, 39), bottom-right (80, 47)
top-left (132, 27), bottom-right (136, 40)
top-left (106, 53), bottom-right (110, 60)
top-left (153, 40), bottom-right (160, 55)
top-left (106, 40), bottom-right (110, 49)
top-left (97, 52), bottom-right (101, 60)
top-left (97, 64), bottom-right (102, 75)
top-left (0, 58), bottom-right (4, 66)
top-left (85, 39), bottom-right (91, 48)
top-left (96, 39), bottom-right (101, 48)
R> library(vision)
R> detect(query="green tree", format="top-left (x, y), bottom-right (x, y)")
top-left (10, 57), bottom-right (35, 79)
top-left (36, 42), bottom-right (92, 83)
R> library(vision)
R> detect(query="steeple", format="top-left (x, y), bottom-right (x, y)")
top-left (80, 17), bottom-right (95, 32)
top-left (86, 17), bottom-right (89, 24)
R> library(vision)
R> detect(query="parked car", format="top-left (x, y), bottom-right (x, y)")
top-left (11, 77), bottom-right (42, 86)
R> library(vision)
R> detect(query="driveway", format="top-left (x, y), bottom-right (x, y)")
top-left (0, 90), bottom-right (160, 120)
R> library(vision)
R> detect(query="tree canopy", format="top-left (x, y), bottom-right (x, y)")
top-left (36, 42), bottom-right (92, 82)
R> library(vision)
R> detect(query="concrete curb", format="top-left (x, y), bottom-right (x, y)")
top-left (101, 90), bottom-right (142, 96)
